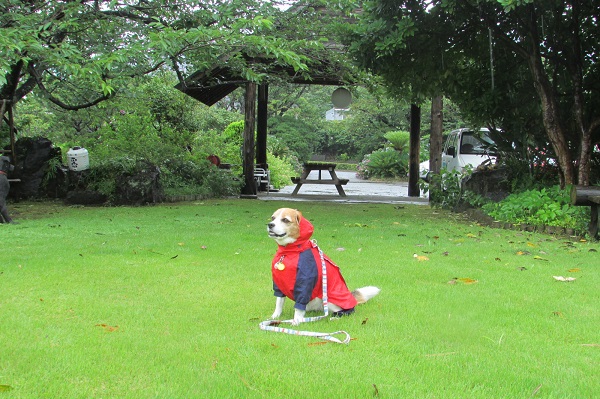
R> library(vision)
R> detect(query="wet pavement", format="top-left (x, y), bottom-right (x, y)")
top-left (259, 171), bottom-right (429, 205)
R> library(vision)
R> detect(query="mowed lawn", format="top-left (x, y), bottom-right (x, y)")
top-left (1, 200), bottom-right (598, 398)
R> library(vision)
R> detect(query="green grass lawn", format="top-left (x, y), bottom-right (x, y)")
top-left (1, 200), bottom-right (598, 398)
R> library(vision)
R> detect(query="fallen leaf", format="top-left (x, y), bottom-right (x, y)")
top-left (568, 268), bottom-right (581, 273)
top-left (516, 250), bottom-right (531, 256)
top-left (362, 318), bottom-right (369, 325)
top-left (96, 324), bottom-right (119, 332)
top-left (552, 311), bottom-right (563, 317)
top-left (336, 247), bottom-right (345, 251)
top-left (533, 255), bottom-right (548, 261)
top-left (178, 242), bottom-right (185, 246)
top-left (517, 266), bottom-right (528, 271)
top-left (458, 277), bottom-right (478, 284)
top-left (466, 233), bottom-right (477, 238)
top-left (527, 242), bottom-right (537, 247)
top-left (413, 254), bottom-right (429, 261)
top-left (552, 276), bottom-right (576, 282)
top-left (589, 248), bottom-right (597, 252)
top-left (373, 384), bottom-right (380, 397)
top-left (495, 257), bottom-right (501, 261)
top-left (201, 245), bottom-right (207, 250)
top-left (170, 255), bottom-right (178, 259)
top-left (442, 251), bottom-right (449, 256)
top-left (0, 385), bottom-right (12, 392)
top-left (581, 343), bottom-right (600, 347)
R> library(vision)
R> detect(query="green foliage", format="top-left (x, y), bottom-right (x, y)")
top-left (384, 130), bottom-right (410, 152)
top-left (160, 157), bottom-right (241, 198)
top-left (358, 148), bottom-right (408, 179)
top-left (268, 115), bottom-right (321, 162)
top-left (482, 187), bottom-right (589, 232)
top-left (266, 152), bottom-right (299, 190)
top-left (421, 167), bottom-right (472, 210)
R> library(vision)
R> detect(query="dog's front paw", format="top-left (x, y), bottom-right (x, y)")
top-left (291, 309), bottom-right (306, 326)
top-left (270, 310), bottom-right (282, 320)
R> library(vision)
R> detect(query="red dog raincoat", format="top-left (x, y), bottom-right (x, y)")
top-left (271, 216), bottom-right (357, 311)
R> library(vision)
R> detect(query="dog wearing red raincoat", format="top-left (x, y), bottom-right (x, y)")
top-left (267, 208), bottom-right (380, 325)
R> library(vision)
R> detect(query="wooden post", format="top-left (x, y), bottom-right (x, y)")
top-left (241, 82), bottom-right (257, 197)
top-left (408, 104), bottom-right (421, 197)
top-left (256, 84), bottom-right (268, 168)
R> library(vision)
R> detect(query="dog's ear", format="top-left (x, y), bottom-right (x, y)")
top-left (294, 209), bottom-right (302, 224)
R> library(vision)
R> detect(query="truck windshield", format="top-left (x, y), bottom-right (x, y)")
top-left (460, 131), bottom-right (496, 155)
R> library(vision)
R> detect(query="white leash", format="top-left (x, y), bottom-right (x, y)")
top-left (259, 240), bottom-right (351, 344)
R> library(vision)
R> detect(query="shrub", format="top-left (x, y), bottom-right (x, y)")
top-left (358, 148), bottom-right (408, 179)
top-left (421, 167), bottom-right (476, 210)
top-left (384, 130), bottom-right (410, 153)
top-left (267, 152), bottom-right (300, 189)
top-left (482, 186), bottom-right (588, 232)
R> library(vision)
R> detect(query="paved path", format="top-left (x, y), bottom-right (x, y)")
top-left (260, 171), bottom-right (429, 205)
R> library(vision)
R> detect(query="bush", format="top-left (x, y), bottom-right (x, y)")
top-left (481, 186), bottom-right (589, 232)
top-left (420, 167), bottom-right (479, 210)
top-left (358, 148), bottom-right (408, 179)
top-left (384, 130), bottom-right (410, 152)
top-left (77, 155), bottom-right (241, 202)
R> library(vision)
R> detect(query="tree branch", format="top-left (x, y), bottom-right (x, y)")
top-left (29, 64), bottom-right (112, 110)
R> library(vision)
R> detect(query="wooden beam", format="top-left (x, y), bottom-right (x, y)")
top-left (408, 104), bottom-right (421, 197)
top-left (256, 84), bottom-right (268, 167)
top-left (570, 185), bottom-right (600, 206)
top-left (241, 82), bottom-right (257, 197)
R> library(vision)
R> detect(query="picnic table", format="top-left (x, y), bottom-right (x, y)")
top-left (291, 162), bottom-right (349, 197)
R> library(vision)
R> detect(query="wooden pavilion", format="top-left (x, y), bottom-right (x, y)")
top-left (175, 57), bottom-right (353, 197)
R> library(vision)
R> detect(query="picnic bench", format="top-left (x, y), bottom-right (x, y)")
top-left (571, 185), bottom-right (600, 239)
top-left (291, 162), bottom-right (349, 197)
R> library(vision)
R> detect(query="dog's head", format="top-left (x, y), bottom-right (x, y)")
top-left (267, 208), bottom-right (303, 246)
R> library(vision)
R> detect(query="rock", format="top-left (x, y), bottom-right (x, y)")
top-left (464, 165), bottom-right (511, 202)
top-left (113, 163), bottom-right (163, 205)
top-left (7, 137), bottom-right (66, 199)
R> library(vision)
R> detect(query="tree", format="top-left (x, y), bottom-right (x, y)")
top-left (345, 0), bottom-right (600, 186)
top-left (0, 0), bottom-right (325, 115)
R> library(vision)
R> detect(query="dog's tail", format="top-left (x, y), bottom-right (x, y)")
top-left (352, 286), bottom-right (381, 305)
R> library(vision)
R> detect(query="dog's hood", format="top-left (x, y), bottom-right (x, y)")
top-left (275, 216), bottom-right (314, 255)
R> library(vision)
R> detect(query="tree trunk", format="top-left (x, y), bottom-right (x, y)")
top-left (522, 7), bottom-right (574, 187)
top-left (408, 104), bottom-right (421, 197)
top-left (241, 82), bottom-right (257, 197)
top-left (429, 95), bottom-right (443, 176)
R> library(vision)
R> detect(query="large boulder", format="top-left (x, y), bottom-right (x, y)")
top-left (7, 137), bottom-right (66, 199)
top-left (463, 165), bottom-right (511, 202)
top-left (113, 163), bottom-right (163, 205)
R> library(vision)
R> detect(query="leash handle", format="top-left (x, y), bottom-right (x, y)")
top-left (259, 240), bottom-right (352, 344)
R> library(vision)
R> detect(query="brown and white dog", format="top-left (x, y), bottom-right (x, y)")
top-left (267, 208), bottom-right (380, 325)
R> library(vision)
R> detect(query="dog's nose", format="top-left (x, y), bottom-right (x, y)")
top-left (267, 222), bottom-right (274, 229)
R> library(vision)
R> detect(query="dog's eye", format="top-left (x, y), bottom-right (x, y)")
top-left (283, 218), bottom-right (291, 224)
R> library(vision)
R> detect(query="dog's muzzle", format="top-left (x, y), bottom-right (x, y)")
top-left (267, 223), bottom-right (286, 238)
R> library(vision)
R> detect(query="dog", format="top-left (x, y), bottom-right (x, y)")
top-left (267, 208), bottom-right (380, 326)
top-left (0, 156), bottom-right (15, 224)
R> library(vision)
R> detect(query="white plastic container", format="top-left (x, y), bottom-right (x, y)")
top-left (67, 147), bottom-right (89, 171)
